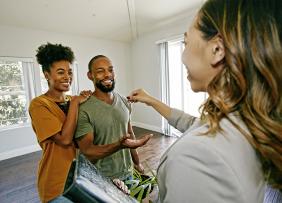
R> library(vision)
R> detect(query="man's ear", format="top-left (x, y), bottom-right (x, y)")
top-left (87, 71), bottom-right (93, 80)
top-left (210, 37), bottom-right (225, 67)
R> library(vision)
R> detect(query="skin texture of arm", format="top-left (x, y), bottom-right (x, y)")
top-left (77, 131), bottom-right (152, 163)
top-left (51, 95), bottom-right (90, 146)
top-left (127, 89), bottom-right (172, 120)
top-left (128, 122), bottom-right (145, 174)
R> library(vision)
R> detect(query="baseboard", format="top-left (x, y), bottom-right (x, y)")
top-left (131, 121), bottom-right (163, 134)
top-left (0, 144), bottom-right (41, 161)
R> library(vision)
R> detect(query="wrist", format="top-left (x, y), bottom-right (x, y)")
top-left (148, 96), bottom-right (158, 106)
top-left (70, 96), bottom-right (80, 106)
top-left (116, 140), bottom-right (123, 150)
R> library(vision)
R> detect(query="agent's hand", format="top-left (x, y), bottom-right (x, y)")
top-left (120, 134), bottom-right (152, 149)
top-left (127, 89), bottom-right (154, 106)
top-left (112, 178), bottom-right (130, 195)
top-left (134, 163), bottom-right (145, 174)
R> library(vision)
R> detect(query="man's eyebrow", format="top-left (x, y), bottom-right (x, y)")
top-left (56, 68), bottom-right (65, 72)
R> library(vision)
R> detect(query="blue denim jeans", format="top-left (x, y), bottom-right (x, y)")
top-left (48, 195), bottom-right (74, 203)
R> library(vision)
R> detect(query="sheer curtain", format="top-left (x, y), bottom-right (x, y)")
top-left (159, 37), bottom-right (207, 137)
top-left (159, 41), bottom-right (171, 136)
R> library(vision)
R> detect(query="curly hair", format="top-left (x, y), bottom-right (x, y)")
top-left (197, 0), bottom-right (282, 189)
top-left (36, 42), bottom-right (74, 72)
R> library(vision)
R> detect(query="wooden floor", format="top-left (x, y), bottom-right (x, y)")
top-left (0, 127), bottom-right (176, 203)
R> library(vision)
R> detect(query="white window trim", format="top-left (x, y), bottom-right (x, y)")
top-left (0, 56), bottom-right (35, 132)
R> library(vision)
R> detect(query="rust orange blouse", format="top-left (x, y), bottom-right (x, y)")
top-left (29, 95), bottom-right (76, 202)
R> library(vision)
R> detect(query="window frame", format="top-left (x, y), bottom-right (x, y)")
top-left (0, 57), bottom-right (79, 132)
top-left (0, 56), bottom-right (36, 131)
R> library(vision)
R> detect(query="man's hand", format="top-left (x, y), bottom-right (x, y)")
top-left (112, 179), bottom-right (130, 195)
top-left (134, 163), bottom-right (145, 174)
top-left (120, 134), bottom-right (152, 149)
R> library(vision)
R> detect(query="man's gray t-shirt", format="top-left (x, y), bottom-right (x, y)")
top-left (75, 92), bottom-right (133, 179)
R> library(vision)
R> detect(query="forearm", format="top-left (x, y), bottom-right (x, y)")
top-left (82, 141), bottom-right (122, 162)
top-left (148, 96), bottom-right (172, 120)
top-left (128, 124), bottom-right (140, 165)
top-left (57, 99), bottom-right (80, 145)
top-left (130, 149), bottom-right (140, 165)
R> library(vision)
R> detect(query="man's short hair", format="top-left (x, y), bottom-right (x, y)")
top-left (88, 55), bottom-right (107, 72)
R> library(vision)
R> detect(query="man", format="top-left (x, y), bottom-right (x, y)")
top-left (75, 55), bottom-right (151, 182)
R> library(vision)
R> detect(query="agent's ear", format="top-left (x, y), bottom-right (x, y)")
top-left (87, 71), bottom-right (94, 80)
top-left (210, 36), bottom-right (225, 67)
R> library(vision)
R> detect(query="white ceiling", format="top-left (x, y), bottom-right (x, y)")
top-left (0, 0), bottom-right (203, 42)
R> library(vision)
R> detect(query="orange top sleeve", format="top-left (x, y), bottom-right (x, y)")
top-left (29, 95), bottom-right (76, 202)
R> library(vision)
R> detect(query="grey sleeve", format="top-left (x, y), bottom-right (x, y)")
top-left (167, 108), bottom-right (196, 133)
top-left (160, 140), bottom-right (244, 203)
top-left (118, 93), bottom-right (132, 114)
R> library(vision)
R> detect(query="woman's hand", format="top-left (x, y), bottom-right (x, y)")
top-left (80, 90), bottom-right (92, 97)
top-left (127, 89), bottom-right (154, 106)
top-left (73, 90), bottom-right (92, 104)
top-left (128, 88), bottom-right (172, 119)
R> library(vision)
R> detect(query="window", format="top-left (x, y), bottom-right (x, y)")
top-left (0, 57), bottom-right (79, 130)
top-left (168, 40), bottom-right (206, 117)
top-left (0, 57), bottom-right (35, 129)
top-left (160, 38), bottom-right (207, 136)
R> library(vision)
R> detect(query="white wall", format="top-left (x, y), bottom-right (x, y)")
top-left (0, 6), bottom-right (198, 160)
top-left (130, 14), bottom-right (196, 132)
top-left (0, 25), bottom-right (132, 160)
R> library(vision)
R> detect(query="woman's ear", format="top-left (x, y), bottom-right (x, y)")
top-left (44, 72), bottom-right (50, 81)
top-left (210, 37), bottom-right (225, 67)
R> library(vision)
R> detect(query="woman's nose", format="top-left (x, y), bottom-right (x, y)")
top-left (64, 73), bottom-right (71, 80)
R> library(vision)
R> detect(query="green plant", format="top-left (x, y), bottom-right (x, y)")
top-left (126, 164), bottom-right (157, 202)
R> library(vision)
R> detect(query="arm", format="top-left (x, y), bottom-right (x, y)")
top-left (128, 122), bottom-right (144, 173)
top-left (77, 132), bottom-right (152, 163)
top-left (127, 89), bottom-right (172, 120)
top-left (127, 89), bottom-right (196, 132)
top-left (51, 95), bottom-right (90, 146)
top-left (76, 132), bottom-right (121, 162)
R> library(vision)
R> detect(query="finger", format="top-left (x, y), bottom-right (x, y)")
top-left (141, 134), bottom-right (153, 142)
top-left (123, 134), bottom-right (152, 148)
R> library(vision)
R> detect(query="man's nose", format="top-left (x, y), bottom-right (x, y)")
top-left (104, 70), bottom-right (112, 77)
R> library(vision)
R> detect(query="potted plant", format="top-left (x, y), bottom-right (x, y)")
top-left (125, 166), bottom-right (158, 202)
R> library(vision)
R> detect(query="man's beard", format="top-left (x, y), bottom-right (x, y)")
top-left (95, 79), bottom-right (115, 93)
